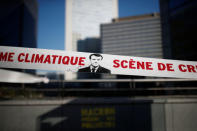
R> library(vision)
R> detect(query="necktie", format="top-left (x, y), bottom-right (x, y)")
top-left (92, 68), bottom-right (96, 73)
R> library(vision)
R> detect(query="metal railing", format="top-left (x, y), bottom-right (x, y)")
top-left (49, 78), bottom-right (197, 88)
top-left (1, 78), bottom-right (197, 98)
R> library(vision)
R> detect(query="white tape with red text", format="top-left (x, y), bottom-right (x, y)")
top-left (0, 46), bottom-right (197, 79)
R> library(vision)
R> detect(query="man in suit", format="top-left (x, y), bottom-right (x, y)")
top-left (78, 53), bottom-right (111, 74)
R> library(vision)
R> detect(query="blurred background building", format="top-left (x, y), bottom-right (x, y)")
top-left (0, 0), bottom-right (38, 48)
top-left (101, 13), bottom-right (163, 58)
top-left (101, 13), bottom-right (162, 80)
top-left (65, 0), bottom-right (118, 80)
top-left (0, 0), bottom-right (38, 74)
top-left (160, 0), bottom-right (197, 61)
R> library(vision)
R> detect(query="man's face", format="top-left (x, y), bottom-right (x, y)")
top-left (90, 55), bottom-right (102, 67)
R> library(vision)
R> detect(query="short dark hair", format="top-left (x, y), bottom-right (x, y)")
top-left (89, 53), bottom-right (103, 60)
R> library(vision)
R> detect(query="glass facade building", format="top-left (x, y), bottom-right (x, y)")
top-left (0, 0), bottom-right (38, 74)
top-left (160, 0), bottom-right (197, 61)
top-left (0, 0), bottom-right (38, 48)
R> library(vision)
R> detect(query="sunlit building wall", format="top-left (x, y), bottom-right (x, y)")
top-left (65, 0), bottom-right (118, 80)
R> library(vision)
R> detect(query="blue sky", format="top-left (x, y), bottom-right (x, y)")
top-left (37, 0), bottom-right (159, 50)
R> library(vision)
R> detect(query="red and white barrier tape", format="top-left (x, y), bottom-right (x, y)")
top-left (1, 46), bottom-right (197, 79)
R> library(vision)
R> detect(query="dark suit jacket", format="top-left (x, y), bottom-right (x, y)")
top-left (78, 66), bottom-right (111, 74)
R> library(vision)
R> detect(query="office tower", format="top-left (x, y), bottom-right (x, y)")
top-left (101, 13), bottom-right (163, 58)
top-left (160, 0), bottom-right (197, 61)
top-left (0, 0), bottom-right (38, 48)
top-left (65, 0), bottom-right (118, 80)
top-left (0, 0), bottom-right (38, 74)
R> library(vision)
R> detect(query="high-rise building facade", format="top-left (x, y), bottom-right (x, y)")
top-left (0, 0), bottom-right (38, 48)
top-left (160, 0), bottom-right (197, 61)
top-left (0, 0), bottom-right (38, 74)
top-left (65, 0), bottom-right (118, 80)
top-left (101, 13), bottom-right (163, 58)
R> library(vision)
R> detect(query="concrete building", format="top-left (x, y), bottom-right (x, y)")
top-left (65, 0), bottom-right (118, 80)
top-left (101, 13), bottom-right (163, 58)
top-left (160, 0), bottom-right (197, 61)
